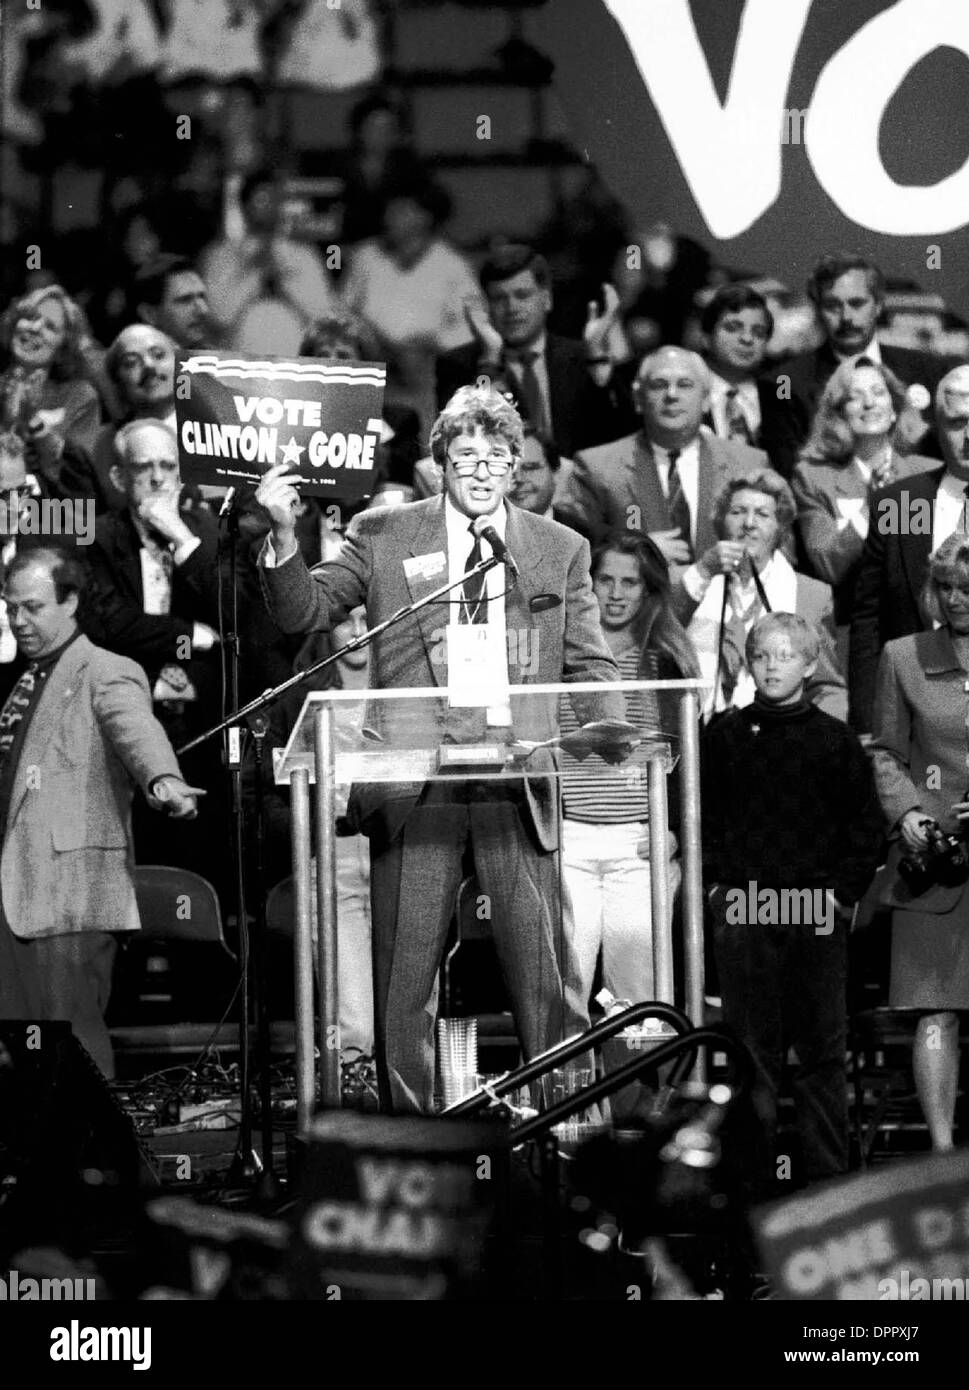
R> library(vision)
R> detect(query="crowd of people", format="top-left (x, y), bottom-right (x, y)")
top-left (1, 164), bottom-right (967, 1195)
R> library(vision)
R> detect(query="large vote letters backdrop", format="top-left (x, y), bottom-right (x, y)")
top-left (538, 0), bottom-right (969, 307)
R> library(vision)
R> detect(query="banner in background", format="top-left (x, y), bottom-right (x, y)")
top-left (538, 0), bottom-right (969, 310)
top-left (175, 354), bottom-right (385, 502)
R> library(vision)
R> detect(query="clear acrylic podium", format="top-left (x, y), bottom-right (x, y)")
top-left (273, 678), bottom-right (708, 1131)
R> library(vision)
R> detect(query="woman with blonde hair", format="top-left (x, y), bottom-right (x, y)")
top-left (792, 357), bottom-right (935, 658)
top-left (0, 284), bottom-right (102, 474)
top-left (870, 531), bottom-right (969, 1151)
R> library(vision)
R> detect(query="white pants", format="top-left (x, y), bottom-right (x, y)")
top-left (562, 819), bottom-right (680, 1010)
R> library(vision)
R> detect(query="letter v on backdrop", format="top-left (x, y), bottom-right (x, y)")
top-left (538, 0), bottom-right (969, 310)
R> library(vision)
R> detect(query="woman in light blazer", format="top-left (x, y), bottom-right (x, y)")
top-left (792, 358), bottom-right (935, 667)
top-left (870, 532), bottom-right (969, 1152)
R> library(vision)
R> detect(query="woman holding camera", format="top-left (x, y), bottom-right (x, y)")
top-left (870, 533), bottom-right (969, 1151)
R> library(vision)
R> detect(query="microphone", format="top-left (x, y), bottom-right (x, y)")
top-left (218, 487), bottom-right (237, 520)
top-left (472, 515), bottom-right (520, 581)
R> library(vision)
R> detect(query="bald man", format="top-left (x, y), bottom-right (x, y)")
top-left (0, 547), bottom-right (199, 1075)
top-left (557, 346), bottom-right (773, 572)
top-left (850, 364), bottom-right (969, 733)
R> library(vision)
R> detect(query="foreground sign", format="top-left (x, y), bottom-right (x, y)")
top-left (752, 1149), bottom-right (969, 1300)
top-left (175, 353), bottom-right (385, 501)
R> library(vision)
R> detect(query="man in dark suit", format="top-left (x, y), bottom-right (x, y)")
top-left (435, 243), bottom-right (630, 457)
top-left (699, 283), bottom-right (807, 480)
top-left (774, 253), bottom-right (958, 455)
top-left (0, 547), bottom-right (198, 1076)
top-left (256, 384), bottom-right (621, 1113)
top-left (80, 417), bottom-right (226, 890)
top-left (849, 364), bottom-right (969, 733)
top-left (557, 347), bottom-right (772, 575)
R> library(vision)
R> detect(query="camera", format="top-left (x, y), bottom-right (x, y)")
top-left (898, 818), bottom-right (969, 895)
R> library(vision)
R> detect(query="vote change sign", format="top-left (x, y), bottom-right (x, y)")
top-left (175, 353), bottom-right (386, 501)
top-left (752, 1149), bottom-right (969, 1300)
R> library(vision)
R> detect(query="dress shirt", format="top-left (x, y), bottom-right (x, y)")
top-left (932, 471), bottom-right (969, 553)
top-left (444, 495), bottom-right (510, 725)
top-left (833, 337), bottom-right (883, 367)
top-left (708, 374), bottom-right (761, 440)
top-left (504, 333), bottom-right (552, 436)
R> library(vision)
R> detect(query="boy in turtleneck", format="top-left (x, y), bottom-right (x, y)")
top-left (701, 612), bottom-right (882, 1198)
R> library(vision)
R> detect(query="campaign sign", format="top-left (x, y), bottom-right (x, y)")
top-left (284, 1111), bottom-right (506, 1300)
top-left (752, 1149), bottom-right (969, 1300)
top-left (175, 353), bottom-right (385, 501)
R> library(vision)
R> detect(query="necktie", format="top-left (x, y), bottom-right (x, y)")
top-left (513, 349), bottom-right (550, 435)
top-left (0, 663), bottom-right (38, 771)
top-left (460, 521), bottom-right (487, 624)
top-left (719, 576), bottom-right (763, 706)
top-left (725, 387), bottom-right (753, 443)
top-left (664, 448), bottom-right (692, 546)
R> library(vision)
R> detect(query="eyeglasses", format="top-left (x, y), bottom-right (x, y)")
top-left (448, 449), bottom-right (515, 476)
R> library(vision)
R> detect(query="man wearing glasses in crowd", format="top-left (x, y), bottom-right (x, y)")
top-left (256, 384), bottom-right (620, 1114)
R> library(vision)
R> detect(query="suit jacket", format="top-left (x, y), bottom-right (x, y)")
top-left (435, 334), bottom-right (625, 456)
top-left (773, 342), bottom-right (960, 458)
top-left (259, 495), bottom-right (621, 848)
top-left (870, 629), bottom-right (969, 913)
top-left (792, 451), bottom-right (936, 626)
top-left (673, 561), bottom-right (847, 723)
top-left (703, 378), bottom-right (808, 480)
top-left (848, 467), bottom-right (943, 732)
top-left (1, 634), bottom-right (181, 939)
top-left (558, 429), bottom-right (770, 557)
top-left (81, 507), bottom-right (222, 686)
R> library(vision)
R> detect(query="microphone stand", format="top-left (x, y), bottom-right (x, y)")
top-left (177, 551), bottom-right (504, 756)
top-left (176, 546), bottom-right (506, 1129)
top-left (215, 503), bottom-right (271, 1193)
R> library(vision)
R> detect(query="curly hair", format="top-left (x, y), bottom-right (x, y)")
top-left (712, 469), bottom-right (797, 545)
top-left (429, 384), bottom-right (524, 467)
top-left (0, 285), bottom-right (91, 382)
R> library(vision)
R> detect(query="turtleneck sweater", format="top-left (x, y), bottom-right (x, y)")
top-left (701, 695), bottom-right (883, 902)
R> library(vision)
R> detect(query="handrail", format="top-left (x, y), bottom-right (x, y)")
top-left (444, 1000), bottom-right (694, 1116)
top-left (509, 1027), bottom-right (752, 1144)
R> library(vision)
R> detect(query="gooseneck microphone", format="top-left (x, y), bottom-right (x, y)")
top-left (472, 514), bottom-right (520, 581)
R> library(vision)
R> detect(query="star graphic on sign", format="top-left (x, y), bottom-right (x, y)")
top-left (279, 436), bottom-right (305, 467)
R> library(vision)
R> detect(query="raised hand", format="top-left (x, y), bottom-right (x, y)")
top-left (650, 527), bottom-right (693, 566)
top-left (583, 282), bottom-right (621, 358)
top-left (254, 463), bottom-right (303, 550)
top-left (462, 299), bottom-right (503, 363)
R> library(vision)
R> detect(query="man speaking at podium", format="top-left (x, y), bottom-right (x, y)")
top-left (256, 384), bottom-right (620, 1112)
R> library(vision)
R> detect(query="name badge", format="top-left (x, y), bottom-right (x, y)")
top-left (446, 624), bottom-right (510, 709)
top-left (403, 551), bottom-right (446, 581)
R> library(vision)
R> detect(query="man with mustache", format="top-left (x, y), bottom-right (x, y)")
top-left (774, 254), bottom-right (958, 456)
top-left (133, 255), bottom-right (213, 353)
top-left (57, 324), bottom-right (179, 515)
